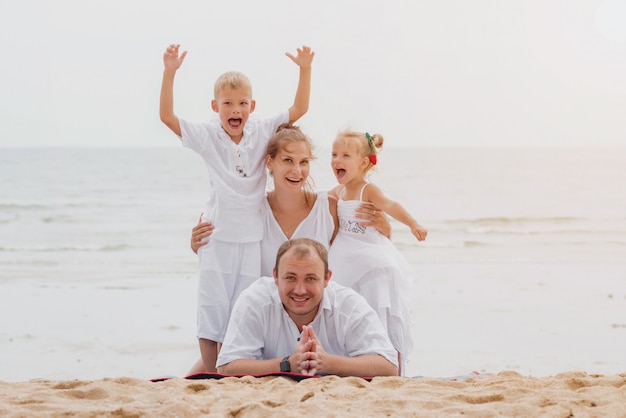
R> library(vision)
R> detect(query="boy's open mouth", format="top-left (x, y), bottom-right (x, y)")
top-left (228, 118), bottom-right (242, 129)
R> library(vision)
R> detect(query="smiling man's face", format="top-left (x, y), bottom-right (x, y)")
top-left (274, 243), bottom-right (331, 328)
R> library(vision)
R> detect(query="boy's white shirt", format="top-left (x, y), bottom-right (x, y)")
top-left (179, 111), bottom-right (289, 243)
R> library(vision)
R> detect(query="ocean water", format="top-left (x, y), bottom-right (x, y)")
top-left (1, 146), bottom-right (625, 381)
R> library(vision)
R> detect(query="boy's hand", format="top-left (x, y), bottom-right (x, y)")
top-left (163, 44), bottom-right (187, 71)
top-left (285, 45), bottom-right (314, 69)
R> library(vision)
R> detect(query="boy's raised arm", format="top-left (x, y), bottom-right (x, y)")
top-left (160, 44), bottom-right (188, 137)
top-left (285, 46), bottom-right (315, 123)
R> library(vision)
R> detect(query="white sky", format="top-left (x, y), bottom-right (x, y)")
top-left (1, 0), bottom-right (625, 148)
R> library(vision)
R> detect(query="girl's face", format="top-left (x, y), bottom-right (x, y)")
top-left (267, 141), bottom-right (311, 192)
top-left (331, 138), bottom-right (367, 184)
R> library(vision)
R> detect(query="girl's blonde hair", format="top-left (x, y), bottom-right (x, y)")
top-left (335, 130), bottom-right (384, 175)
top-left (214, 71), bottom-right (252, 98)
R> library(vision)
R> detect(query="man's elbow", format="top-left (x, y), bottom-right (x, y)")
top-left (382, 363), bottom-right (399, 376)
top-left (373, 358), bottom-right (398, 377)
top-left (217, 360), bottom-right (243, 375)
top-left (354, 355), bottom-right (398, 377)
top-left (216, 363), bottom-right (231, 375)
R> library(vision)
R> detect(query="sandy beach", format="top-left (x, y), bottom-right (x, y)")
top-left (1, 371), bottom-right (625, 417)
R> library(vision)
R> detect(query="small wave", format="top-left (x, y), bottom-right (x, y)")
top-left (444, 216), bottom-right (586, 225)
top-left (464, 241), bottom-right (486, 247)
top-left (0, 203), bottom-right (48, 210)
top-left (464, 227), bottom-right (626, 235)
top-left (433, 216), bottom-right (626, 236)
top-left (0, 259), bottom-right (58, 266)
top-left (0, 202), bottom-right (132, 211)
top-left (38, 215), bottom-right (108, 224)
top-left (0, 244), bottom-right (129, 252)
top-left (397, 240), bottom-right (490, 249)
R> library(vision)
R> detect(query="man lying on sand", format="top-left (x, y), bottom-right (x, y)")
top-left (216, 238), bottom-right (398, 377)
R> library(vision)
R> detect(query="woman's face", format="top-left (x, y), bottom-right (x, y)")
top-left (268, 141), bottom-right (312, 192)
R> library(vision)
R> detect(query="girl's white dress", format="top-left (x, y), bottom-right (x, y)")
top-left (328, 184), bottom-right (414, 374)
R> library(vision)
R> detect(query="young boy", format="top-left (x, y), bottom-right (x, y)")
top-left (159, 44), bottom-right (314, 372)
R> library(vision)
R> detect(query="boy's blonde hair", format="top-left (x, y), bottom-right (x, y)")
top-left (335, 130), bottom-right (384, 175)
top-left (214, 71), bottom-right (253, 98)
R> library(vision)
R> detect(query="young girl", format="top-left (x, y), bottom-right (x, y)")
top-left (328, 130), bottom-right (428, 376)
